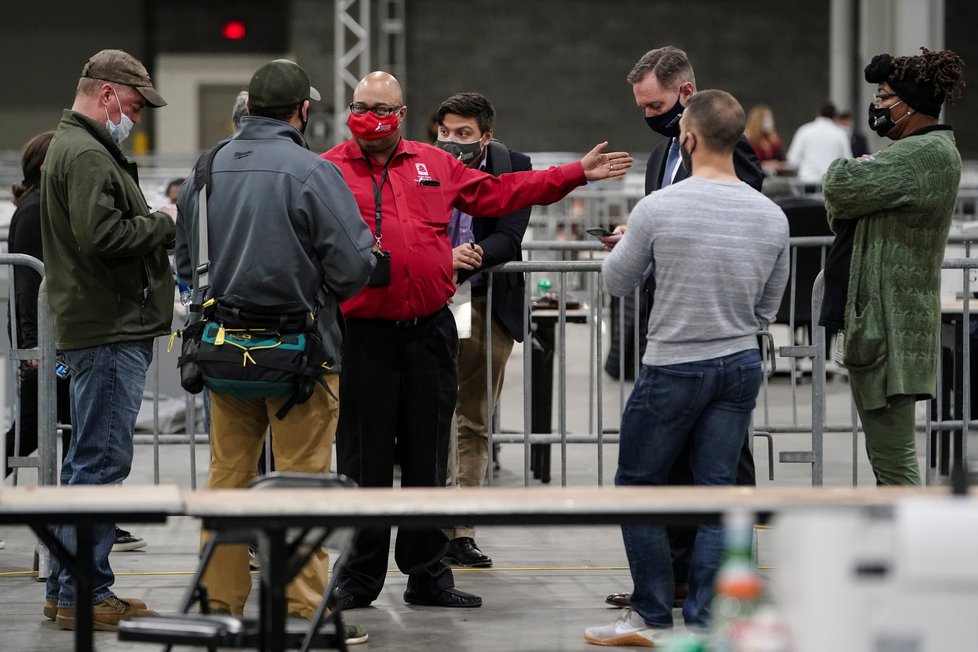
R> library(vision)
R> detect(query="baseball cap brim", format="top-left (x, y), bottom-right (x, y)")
top-left (135, 85), bottom-right (167, 108)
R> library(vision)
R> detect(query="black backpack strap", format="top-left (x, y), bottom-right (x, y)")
top-left (487, 140), bottom-right (512, 174)
top-left (188, 138), bottom-right (233, 321)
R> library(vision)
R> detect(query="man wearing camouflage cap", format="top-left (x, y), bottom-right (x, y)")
top-left (40, 48), bottom-right (173, 631)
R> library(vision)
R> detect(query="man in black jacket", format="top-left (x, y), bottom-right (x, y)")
top-left (433, 92), bottom-right (531, 568)
top-left (602, 46), bottom-right (765, 612)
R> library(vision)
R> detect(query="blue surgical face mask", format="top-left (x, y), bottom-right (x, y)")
top-left (104, 88), bottom-right (134, 145)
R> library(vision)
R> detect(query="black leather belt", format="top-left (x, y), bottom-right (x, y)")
top-left (394, 317), bottom-right (423, 328)
top-left (392, 308), bottom-right (444, 328)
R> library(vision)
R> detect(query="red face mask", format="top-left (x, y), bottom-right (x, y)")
top-left (347, 111), bottom-right (400, 141)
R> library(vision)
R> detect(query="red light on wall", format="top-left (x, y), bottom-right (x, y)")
top-left (222, 20), bottom-right (247, 40)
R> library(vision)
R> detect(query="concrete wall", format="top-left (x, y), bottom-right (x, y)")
top-left (945, 0), bottom-right (978, 158)
top-left (402, 0), bottom-right (831, 157)
top-left (6, 1), bottom-right (974, 160)
top-left (0, 2), bottom-right (145, 151)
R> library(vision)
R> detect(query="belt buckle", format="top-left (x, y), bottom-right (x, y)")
top-left (394, 317), bottom-right (419, 328)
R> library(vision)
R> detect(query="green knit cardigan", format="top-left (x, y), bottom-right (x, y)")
top-left (823, 129), bottom-right (960, 410)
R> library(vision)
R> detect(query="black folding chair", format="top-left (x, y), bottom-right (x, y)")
top-left (118, 472), bottom-right (359, 652)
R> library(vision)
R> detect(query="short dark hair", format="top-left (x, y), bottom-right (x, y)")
top-left (626, 46), bottom-right (696, 87)
top-left (818, 102), bottom-right (837, 119)
top-left (436, 92), bottom-right (495, 134)
top-left (683, 89), bottom-right (744, 154)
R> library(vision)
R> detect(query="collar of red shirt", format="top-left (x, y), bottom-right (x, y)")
top-left (335, 136), bottom-right (430, 167)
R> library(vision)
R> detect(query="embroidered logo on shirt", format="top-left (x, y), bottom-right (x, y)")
top-left (416, 163), bottom-right (430, 177)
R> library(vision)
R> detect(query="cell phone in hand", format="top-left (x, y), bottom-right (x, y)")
top-left (585, 227), bottom-right (614, 238)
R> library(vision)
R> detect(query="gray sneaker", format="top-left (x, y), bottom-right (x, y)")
top-left (584, 607), bottom-right (664, 647)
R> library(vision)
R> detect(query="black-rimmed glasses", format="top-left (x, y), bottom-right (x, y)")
top-left (349, 103), bottom-right (402, 117)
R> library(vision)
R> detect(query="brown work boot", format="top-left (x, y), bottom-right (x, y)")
top-left (45, 596), bottom-right (147, 621)
top-left (55, 596), bottom-right (157, 631)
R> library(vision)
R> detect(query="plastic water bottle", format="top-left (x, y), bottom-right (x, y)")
top-left (177, 278), bottom-right (192, 307)
top-left (710, 510), bottom-right (762, 650)
top-left (708, 510), bottom-right (790, 651)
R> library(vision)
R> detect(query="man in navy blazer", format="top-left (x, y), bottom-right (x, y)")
top-left (434, 92), bottom-right (531, 568)
top-left (601, 46), bottom-right (765, 613)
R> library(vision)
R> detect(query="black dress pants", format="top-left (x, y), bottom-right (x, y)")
top-left (335, 307), bottom-right (459, 602)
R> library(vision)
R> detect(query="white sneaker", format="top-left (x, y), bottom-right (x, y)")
top-left (584, 607), bottom-right (664, 647)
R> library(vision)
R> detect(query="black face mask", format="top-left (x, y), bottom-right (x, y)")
top-left (645, 93), bottom-right (684, 137)
top-left (434, 139), bottom-right (483, 165)
top-left (867, 100), bottom-right (904, 137)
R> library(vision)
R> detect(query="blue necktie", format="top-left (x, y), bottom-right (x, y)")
top-left (663, 138), bottom-right (681, 187)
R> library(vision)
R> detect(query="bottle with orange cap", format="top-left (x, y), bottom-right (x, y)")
top-left (709, 509), bottom-right (791, 651)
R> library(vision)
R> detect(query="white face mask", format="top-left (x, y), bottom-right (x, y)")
top-left (761, 117), bottom-right (775, 133)
top-left (104, 88), bottom-right (134, 144)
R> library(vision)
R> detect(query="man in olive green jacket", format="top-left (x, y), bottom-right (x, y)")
top-left (40, 49), bottom-right (173, 631)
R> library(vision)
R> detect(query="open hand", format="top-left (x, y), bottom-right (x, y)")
top-left (581, 142), bottom-right (633, 181)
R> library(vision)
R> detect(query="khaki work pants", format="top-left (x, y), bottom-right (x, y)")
top-left (201, 375), bottom-right (339, 618)
top-left (447, 297), bottom-right (514, 539)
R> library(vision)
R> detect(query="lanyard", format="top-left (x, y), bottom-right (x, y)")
top-left (368, 157), bottom-right (392, 250)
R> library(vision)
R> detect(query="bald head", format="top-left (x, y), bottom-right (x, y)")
top-left (354, 71), bottom-right (403, 106)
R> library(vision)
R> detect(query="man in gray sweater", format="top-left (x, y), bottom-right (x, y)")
top-left (584, 90), bottom-right (789, 647)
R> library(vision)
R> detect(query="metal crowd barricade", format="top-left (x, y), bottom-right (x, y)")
top-left (927, 257), bottom-right (978, 485)
top-left (492, 238), bottom-right (839, 488)
top-left (0, 254), bottom-right (58, 491)
top-left (760, 253), bottom-right (978, 487)
top-left (36, 236), bottom-right (976, 491)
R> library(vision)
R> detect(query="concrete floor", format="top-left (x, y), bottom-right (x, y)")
top-left (0, 323), bottom-right (919, 651)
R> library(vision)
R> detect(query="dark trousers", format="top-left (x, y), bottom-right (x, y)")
top-left (335, 307), bottom-right (459, 601)
top-left (4, 368), bottom-right (72, 478)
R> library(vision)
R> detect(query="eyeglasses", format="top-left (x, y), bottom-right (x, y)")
top-left (349, 103), bottom-right (402, 117)
top-left (873, 91), bottom-right (898, 105)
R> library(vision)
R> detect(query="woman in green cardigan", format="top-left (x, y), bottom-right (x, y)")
top-left (819, 48), bottom-right (966, 486)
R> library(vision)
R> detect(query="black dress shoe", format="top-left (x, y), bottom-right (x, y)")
top-left (443, 537), bottom-right (493, 568)
top-left (604, 584), bottom-right (687, 609)
top-left (403, 586), bottom-right (483, 608)
top-left (332, 586), bottom-right (373, 610)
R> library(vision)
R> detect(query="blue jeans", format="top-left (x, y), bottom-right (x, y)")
top-left (615, 349), bottom-right (762, 628)
top-left (45, 340), bottom-right (154, 607)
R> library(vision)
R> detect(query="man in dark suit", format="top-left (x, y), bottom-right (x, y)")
top-left (602, 46), bottom-right (765, 610)
top-left (434, 92), bottom-right (531, 568)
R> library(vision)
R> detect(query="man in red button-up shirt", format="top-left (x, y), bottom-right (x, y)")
top-left (322, 71), bottom-right (631, 611)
